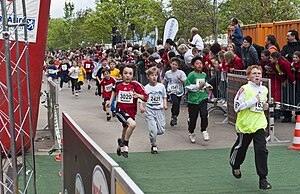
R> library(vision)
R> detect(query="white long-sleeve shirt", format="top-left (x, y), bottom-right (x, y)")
top-left (234, 81), bottom-right (268, 113)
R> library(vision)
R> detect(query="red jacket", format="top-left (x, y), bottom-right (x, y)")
top-left (291, 61), bottom-right (300, 80)
top-left (227, 56), bottom-right (244, 72)
top-left (270, 58), bottom-right (295, 82)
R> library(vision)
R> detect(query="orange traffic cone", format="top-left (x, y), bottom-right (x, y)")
top-left (55, 153), bottom-right (62, 162)
top-left (288, 115), bottom-right (300, 150)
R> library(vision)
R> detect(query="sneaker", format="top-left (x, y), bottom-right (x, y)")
top-left (259, 179), bottom-right (272, 190)
top-left (189, 133), bottom-right (196, 143)
top-left (59, 88), bottom-right (62, 92)
top-left (72, 91), bottom-right (75, 95)
top-left (117, 138), bottom-right (122, 156)
top-left (151, 146), bottom-right (158, 154)
top-left (232, 168), bottom-right (242, 179)
top-left (202, 131), bottom-right (209, 141)
top-left (75, 92), bottom-right (78, 96)
top-left (88, 85), bottom-right (91, 90)
top-left (107, 114), bottom-right (111, 121)
top-left (170, 116), bottom-right (177, 126)
top-left (112, 111), bottom-right (116, 117)
top-left (121, 146), bottom-right (129, 158)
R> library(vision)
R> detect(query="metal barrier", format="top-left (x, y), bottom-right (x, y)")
top-left (207, 69), bottom-right (227, 115)
top-left (63, 112), bottom-right (144, 194)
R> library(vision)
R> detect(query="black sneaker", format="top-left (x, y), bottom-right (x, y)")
top-left (121, 146), bottom-right (129, 158)
top-left (151, 146), bottom-right (158, 154)
top-left (259, 179), bottom-right (272, 190)
top-left (88, 85), bottom-right (91, 90)
top-left (112, 111), bottom-right (116, 117)
top-left (232, 168), bottom-right (241, 179)
top-left (117, 138), bottom-right (122, 156)
top-left (107, 115), bottom-right (111, 121)
top-left (170, 116), bottom-right (177, 126)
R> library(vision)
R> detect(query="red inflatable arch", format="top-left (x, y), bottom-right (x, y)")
top-left (0, 0), bottom-right (51, 155)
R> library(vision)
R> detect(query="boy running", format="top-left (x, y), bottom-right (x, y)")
top-left (229, 65), bottom-right (271, 190)
top-left (140, 67), bottom-right (168, 154)
top-left (162, 57), bottom-right (186, 126)
top-left (185, 57), bottom-right (212, 142)
top-left (106, 64), bottom-right (148, 158)
top-left (100, 68), bottom-right (116, 121)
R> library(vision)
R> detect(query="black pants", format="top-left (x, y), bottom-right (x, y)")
top-left (70, 77), bottom-right (78, 91)
top-left (170, 94), bottom-right (181, 117)
top-left (229, 129), bottom-right (268, 180)
top-left (188, 99), bottom-right (208, 133)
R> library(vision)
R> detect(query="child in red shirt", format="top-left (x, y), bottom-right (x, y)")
top-left (106, 64), bottom-right (148, 158)
top-left (100, 68), bottom-right (116, 121)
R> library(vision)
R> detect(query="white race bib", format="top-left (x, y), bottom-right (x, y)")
top-left (118, 91), bottom-right (133, 103)
top-left (168, 83), bottom-right (179, 93)
top-left (105, 84), bottom-right (113, 92)
top-left (62, 64), bottom-right (67, 71)
top-left (48, 69), bottom-right (55, 74)
top-left (78, 69), bottom-right (82, 75)
top-left (85, 63), bottom-right (90, 68)
top-left (196, 78), bottom-right (205, 87)
top-left (148, 93), bottom-right (161, 105)
top-left (250, 101), bottom-right (264, 112)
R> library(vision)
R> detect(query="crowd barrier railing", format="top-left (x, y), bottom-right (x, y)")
top-left (62, 112), bottom-right (144, 194)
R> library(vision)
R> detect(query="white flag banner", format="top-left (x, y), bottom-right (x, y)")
top-left (0, 0), bottom-right (40, 43)
top-left (163, 18), bottom-right (179, 44)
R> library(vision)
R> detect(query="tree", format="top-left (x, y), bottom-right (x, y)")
top-left (95, 0), bottom-right (166, 43)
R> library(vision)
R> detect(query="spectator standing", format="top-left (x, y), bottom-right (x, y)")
top-left (270, 52), bottom-right (296, 122)
top-left (188, 27), bottom-right (204, 52)
top-left (241, 36), bottom-right (259, 68)
top-left (229, 17), bottom-right (243, 58)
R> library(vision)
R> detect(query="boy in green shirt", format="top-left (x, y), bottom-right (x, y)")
top-left (185, 57), bottom-right (212, 143)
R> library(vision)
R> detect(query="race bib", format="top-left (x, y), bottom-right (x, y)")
top-left (148, 93), bottom-right (161, 105)
top-left (48, 69), bottom-right (55, 74)
top-left (85, 63), bottom-right (90, 68)
top-left (78, 69), bottom-right (82, 75)
top-left (62, 64), bottom-right (67, 71)
top-left (196, 78), bottom-right (205, 87)
top-left (105, 84), bottom-right (113, 92)
top-left (168, 83), bottom-right (179, 93)
top-left (118, 91), bottom-right (133, 103)
top-left (250, 101), bottom-right (264, 112)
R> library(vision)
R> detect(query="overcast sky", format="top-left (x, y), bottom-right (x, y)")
top-left (50, 0), bottom-right (96, 18)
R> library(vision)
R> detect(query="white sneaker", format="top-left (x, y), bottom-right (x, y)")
top-left (189, 133), bottom-right (196, 143)
top-left (75, 92), bottom-right (78, 96)
top-left (59, 88), bottom-right (62, 92)
top-left (202, 131), bottom-right (209, 141)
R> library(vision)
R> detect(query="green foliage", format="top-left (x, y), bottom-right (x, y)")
top-left (46, 0), bottom-right (300, 49)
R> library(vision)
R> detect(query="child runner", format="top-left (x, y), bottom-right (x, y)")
top-left (83, 56), bottom-right (94, 90)
top-left (185, 57), bottom-right (212, 142)
top-left (139, 67), bottom-right (168, 154)
top-left (68, 60), bottom-right (79, 96)
top-left (229, 65), bottom-right (271, 190)
top-left (100, 68), bottom-right (116, 121)
top-left (58, 56), bottom-right (71, 91)
top-left (106, 64), bottom-right (148, 158)
top-left (109, 60), bottom-right (122, 116)
top-left (162, 57), bottom-right (186, 126)
top-left (47, 59), bottom-right (58, 82)
top-left (77, 62), bottom-right (86, 92)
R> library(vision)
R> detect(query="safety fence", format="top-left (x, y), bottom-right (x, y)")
top-left (62, 112), bottom-right (144, 194)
